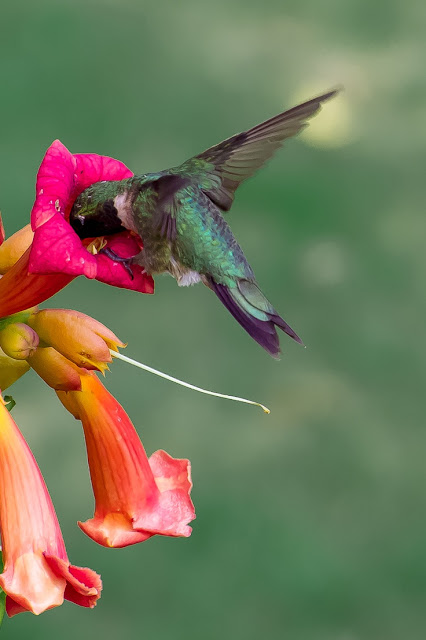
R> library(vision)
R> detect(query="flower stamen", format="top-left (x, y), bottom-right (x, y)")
top-left (86, 237), bottom-right (107, 256)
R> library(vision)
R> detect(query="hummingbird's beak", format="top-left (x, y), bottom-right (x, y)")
top-left (69, 210), bottom-right (87, 238)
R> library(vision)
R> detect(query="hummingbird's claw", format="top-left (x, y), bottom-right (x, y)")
top-left (100, 247), bottom-right (135, 280)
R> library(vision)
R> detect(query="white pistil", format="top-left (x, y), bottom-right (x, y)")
top-left (110, 349), bottom-right (270, 414)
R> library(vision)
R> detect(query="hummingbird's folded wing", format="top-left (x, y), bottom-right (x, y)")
top-left (177, 90), bottom-right (338, 212)
top-left (148, 174), bottom-right (190, 242)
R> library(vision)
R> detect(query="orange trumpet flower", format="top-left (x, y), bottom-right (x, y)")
top-left (58, 372), bottom-right (195, 548)
top-left (0, 395), bottom-right (102, 616)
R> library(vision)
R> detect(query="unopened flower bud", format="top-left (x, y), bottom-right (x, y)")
top-left (28, 309), bottom-right (125, 372)
top-left (0, 323), bottom-right (39, 360)
top-left (27, 347), bottom-right (82, 392)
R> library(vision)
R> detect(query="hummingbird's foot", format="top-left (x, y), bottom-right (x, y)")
top-left (100, 247), bottom-right (135, 280)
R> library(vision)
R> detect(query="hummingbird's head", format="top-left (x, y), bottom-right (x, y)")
top-left (70, 193), bottom-right (125, 239)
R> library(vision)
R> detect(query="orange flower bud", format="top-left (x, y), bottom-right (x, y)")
top-left (28, 309), bottom-right (125, 372)
top-left (0, 323), bottom-right (39, 360)
top-left (0, 225), bottom-right (34, 274)
top-left (27, 347), bottom-right (82, 392)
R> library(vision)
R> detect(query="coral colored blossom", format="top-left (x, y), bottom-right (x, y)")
top-left (0, 395), bottom-right (101, 616)
top-left (58, 372), bottom-right (195, 548)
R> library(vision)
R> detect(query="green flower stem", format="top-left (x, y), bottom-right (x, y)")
top-left (0, 309), bottom-right (33, 333)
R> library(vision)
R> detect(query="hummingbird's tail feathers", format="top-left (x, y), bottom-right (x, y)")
top-left (178, 90), bottom-right (338, 212)
top-left (208, 277), bottom-right (303, 358)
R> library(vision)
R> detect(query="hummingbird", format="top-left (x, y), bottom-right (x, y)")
top-left (70, 90), bottom-right (337, 357)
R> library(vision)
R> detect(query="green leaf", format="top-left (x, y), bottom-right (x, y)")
top-left (3, 396), bottom-right (15, 412)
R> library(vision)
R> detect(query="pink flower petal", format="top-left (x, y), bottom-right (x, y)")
top-left (31, 141), bottom-right (133, 230)
top-left (132, 450), bottom-right (194, 538)
top-left (31, 140), bottom-right (76, 229)
top-left (95, 233), bottom-right (154, 293)
top-left (72, 152), bottom-right (133, 201)
top-left (0, 213), bottom-right (5, 246)
top-left (30, 215), bottom-right (98, 278)
top-left (29, 216), bottom-right (154, 293)
top-left (79, 514), bottom-right (152, 549)
top-left (44, 556), bottom-right (102, 609)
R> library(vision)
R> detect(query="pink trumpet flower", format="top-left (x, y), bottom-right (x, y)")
top-left (0, 140), bottom-right (154, 318)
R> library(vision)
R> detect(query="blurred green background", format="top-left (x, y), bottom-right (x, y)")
top-left (1, 0), bottom-right (426, 638)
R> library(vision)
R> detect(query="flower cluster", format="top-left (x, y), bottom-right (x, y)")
top-left (0, 142), bottom-right (195, 619)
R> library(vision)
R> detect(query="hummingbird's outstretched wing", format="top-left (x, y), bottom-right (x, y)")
top-left (176, 90), bottom-right (338, 211)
